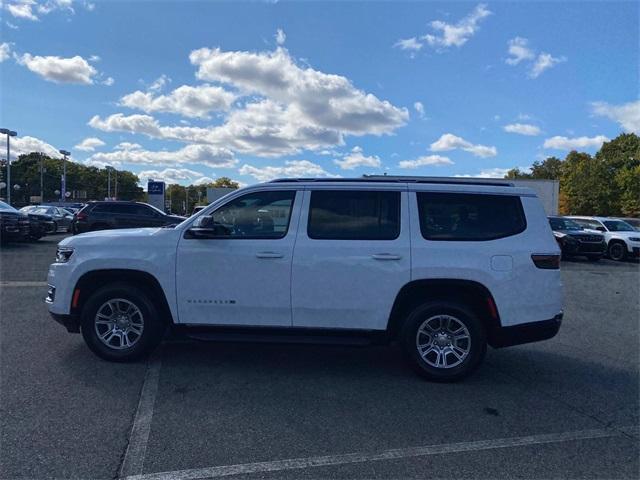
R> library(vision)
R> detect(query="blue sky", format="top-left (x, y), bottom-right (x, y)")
top-left (1, 0), bottom-right (638, 187)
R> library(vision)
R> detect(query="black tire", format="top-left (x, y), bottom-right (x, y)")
top-left (80, 282), bottom-right (166, 362)
top-left (607, 241), bottom-right (626, 262)
top-left (51, 222), bottom-right (58, 234)
top-left (400, 301), bottom-right (487, 382)
top-left (586, 255), bottom-right (602, 261)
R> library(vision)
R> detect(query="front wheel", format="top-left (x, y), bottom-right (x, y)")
top-left (608, 242), bottom-right (627, 262)
top-left (401, 302), bottom-right (486, 382)
top-left (80, 283), bottom-right (166, 362)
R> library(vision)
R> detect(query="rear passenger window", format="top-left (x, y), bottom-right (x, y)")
top-left (308, 190), bottom-right (400, 240)
top-left (416, 192), bottom-right (526, 241)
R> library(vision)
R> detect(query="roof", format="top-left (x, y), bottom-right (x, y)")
top-left (270, 176), bottom-right (515, 187)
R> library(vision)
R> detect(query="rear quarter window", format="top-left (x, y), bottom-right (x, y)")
top-left (416, 192), bottom-right (526, 241)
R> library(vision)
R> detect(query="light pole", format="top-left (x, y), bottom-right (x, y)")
top-left (59, 149), bottom-right (70, 202)
top-left (0, 128), bottom-right (18, 205)
top-left (107, 167), bottom-right (111, 199)
top-left (40, 153), bottom-right (45, 203)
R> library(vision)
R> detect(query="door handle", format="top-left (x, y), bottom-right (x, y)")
top-left (256, 252), bottom-right (285, 259)
top-left (371, 253), bottom-right (402, 261)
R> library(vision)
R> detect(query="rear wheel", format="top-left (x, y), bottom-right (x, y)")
top-left (80, 283), bottom-right (166, 362)
top-left (401, 302), bottom-right (486, 382)
top-left (608, 241), bottom-right (626, 261)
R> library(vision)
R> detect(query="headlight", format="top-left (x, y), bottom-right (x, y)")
top-left (55, 246), bottom-right (74, 263)
top-left (629, 237), bottom-right (640, 242)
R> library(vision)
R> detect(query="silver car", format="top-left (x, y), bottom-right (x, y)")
top-left (24, 206), bottom-right (74, 232)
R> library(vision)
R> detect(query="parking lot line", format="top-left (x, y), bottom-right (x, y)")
top-left (120, 349), bottom-right (163, 479)
top-left (0, 281), bottom-right (48, 287)
top-left (122, 425), bottom-right (637, 480)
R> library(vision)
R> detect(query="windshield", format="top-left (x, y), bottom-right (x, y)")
top-left (0, 201), bottom-right (18, 212)
top-left (603, 220), bottom-right (635, 232)
top-left (549, 218), bottom-right (583, 231)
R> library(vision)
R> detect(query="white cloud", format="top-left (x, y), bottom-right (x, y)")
top-left (89, 54), bottom-right (100, 62)
top-left (505, 37), bottom-right (565, 78)
top-left (86, 144), bottom-right (238, 169)
top-left (115, 142), bottom-right (142, 150)
top-left (414, 101), bottom-right (425, 118)
top-left (74, 137), bottom-right (105, 151)
top-left (0, 134), bottom-right (61, 159)
top-left (503, 123), bottom-right (541, 136)
top-left (6, 1), bottom-right (39, 20)
top-left (193, 176), bottom-right (215, 186)
top-left (120, 84), bottom-right (236, 119)
top-left (529, 52), bottom-right (566, 78)
top-left (0, 42), bottom-right (12, 62)
top-left (543, 135), bottom-right (609, 150)
top-left (591, 100), bottom-right (640, 133)
top-left (422, 3), bottom-right (491, 49)
top-left (189, 46), bottom-right (408, 136)
top-left (505, 37), bottom-right (535, 65)
top-left (430, 133), bottom-right (497, 157)
top-left (239, 160), bottom-right (338, 182)
top-left (5, 0), bottom-right (79, 21)
top-left (83, 159), bottom-right (118, 169)
top-left (17, 53), bottom-right (98, 84)
top-left (456, 167), bottom-right (511, 178)
top-left (148, 74), bottom-right (171, 92)
top-left (101, 76), bottom-right (114, 86)
top-left (275, 28), bottom-right (286, 45)
top-left (136, 167), bottom-right (208, 185)
top-left (394, 37), bottom-right (422, 51)
top-left (90, 45), bottom-right (408, 158)
top-left (398, 155), bottom-right (453, 169)
top-left (333, 146), bottom-right (381, 170)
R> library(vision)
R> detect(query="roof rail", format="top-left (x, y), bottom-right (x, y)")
top-left (269, 176), bottom-right (514, 187)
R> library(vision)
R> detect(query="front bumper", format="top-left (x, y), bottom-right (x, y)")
top-left (560, 240), bottom-right (606, 256)
top-left (489, 312), bottom-right (563, 348)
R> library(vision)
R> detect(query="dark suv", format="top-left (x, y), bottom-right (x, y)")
top-left (72, 201), bottom-right (186, 234)
top-left (548, 216), bottom-right (606, 261)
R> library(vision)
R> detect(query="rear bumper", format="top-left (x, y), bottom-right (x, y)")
top-left (489, 312), bottom-right (563, 348)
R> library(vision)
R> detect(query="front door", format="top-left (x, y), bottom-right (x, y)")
top-left (176, 189), bottom-right (300, 326)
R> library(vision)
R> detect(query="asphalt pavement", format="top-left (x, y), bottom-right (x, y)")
top-left (0, 235), bottom-right (638, 479)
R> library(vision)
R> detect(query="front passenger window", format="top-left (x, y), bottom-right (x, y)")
top-left (194, 190), bottom-right (296, 239)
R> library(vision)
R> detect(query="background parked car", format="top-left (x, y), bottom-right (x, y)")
top-left (615, 217), bottom-right (640, 230)
top-left (72, 201), bottom-right (186, 234)
top-left (548, 216), bottom-right (606, 261)
top-left (0, 201), bottom-right (31, 243)
top-left (20, 205), bottom-right (74, 232)
top-left (568, 216), bottom-right (640, 261)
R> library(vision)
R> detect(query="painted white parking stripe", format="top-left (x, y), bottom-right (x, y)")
top-left (122, 425), bottom-right (635, 480)
top-left (120, 350), bottom-right (163, 478)
top-left (0, 281), bottom-right (48, 287)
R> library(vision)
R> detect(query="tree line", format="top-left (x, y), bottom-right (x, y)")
top-left (506, 133), bottom-right (639, 216)
top-left (0, 152), bottom-right (240, 213)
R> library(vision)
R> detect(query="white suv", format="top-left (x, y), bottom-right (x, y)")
top-left (567, 216), bottom-right (640, 261)
top-left (47, 178), bottom-right (563, 381)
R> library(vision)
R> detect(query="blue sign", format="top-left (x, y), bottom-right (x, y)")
top-left (148, 181), bottom-right (165, 195)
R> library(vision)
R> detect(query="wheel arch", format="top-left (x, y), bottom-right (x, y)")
top-left (387, 279), bottom-right (503, 346)
top-left (71, 269), bottom-right (174, 326)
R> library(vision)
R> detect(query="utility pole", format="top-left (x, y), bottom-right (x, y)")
top-left (114, 168), bottom-right (118, 200)
top-left (0, 128), bottom-right (17, 205)
top-left (59, 150), bottom-right (70, 202)
top-left (40, 153), bottom-right (44, 203)
top-left (107, 167), bottom-right (111, 199)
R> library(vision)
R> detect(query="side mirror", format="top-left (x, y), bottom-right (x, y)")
top-left (185, 221), bottom-right (232, 239)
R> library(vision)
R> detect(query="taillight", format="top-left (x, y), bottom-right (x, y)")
top-left (76, 212), bottom-right (88, 221)
top-left (531, 254), bottom-right (560, 269)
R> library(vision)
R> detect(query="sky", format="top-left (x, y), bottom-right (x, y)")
top-left (1, 0), bottom-right (638, 188)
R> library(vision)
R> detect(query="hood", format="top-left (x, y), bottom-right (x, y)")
top-left (553, 229), bottom-right (603, 238)
top-left (59, 226), bottom-right (178, 247)
top-left (608, 231), bottom-right (640, 240)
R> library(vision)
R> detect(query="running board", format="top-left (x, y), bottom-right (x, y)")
top-left (171, 325), bottom-right (388, 346)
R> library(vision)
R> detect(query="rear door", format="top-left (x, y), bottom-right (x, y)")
top-left (291, 187), bottom-right (411, 330)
